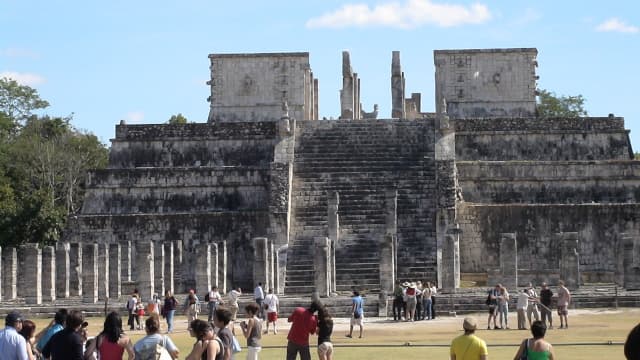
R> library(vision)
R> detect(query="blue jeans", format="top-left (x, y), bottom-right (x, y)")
top-left (499, 304), bottom-right (509, 327)
top-left (423, 298), bottom-right (432, 319)
top-left (166, 310), bottom-right (175, 332)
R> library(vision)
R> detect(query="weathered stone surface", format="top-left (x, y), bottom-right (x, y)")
top-left (109, 243), bottom-right (122, 299)
top-left (136, 241), bottom-right (155, 300)
top-left (18, 244), bottom-right (41, 304)
top-left (82, 243), bottom-right (99, 303)
top-left (2, 247), bottom-right (17, 300)
top-left (313, 237), bottom-right (331, 297)
top-left (253, 237), bottom-right (268, 289)
top-left (42, 246), bottom-right (56, 302)
top-left (55, 243), bottom-right (70, 298)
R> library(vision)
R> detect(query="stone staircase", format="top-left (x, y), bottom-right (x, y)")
top-left (285, 120), bottom-right (438, 295)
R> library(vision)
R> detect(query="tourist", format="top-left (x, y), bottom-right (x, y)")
top-left (539, 282), bottom-right (554, 329)
top-left (430, 282), bottom-right (438, 319)
top-left (254, 282), bottom-right (265, 319)
top-left (422, 282), bottom-right (433, 320)
top-left (207, 285), bottom-right (224, 324)
top-left (498, 285), bottom-right (510, 329)
top-left (133, 314), bottom-right (179, 359)
top-left (185, 319), bottom-right (223, 360)
top-left (19, 319), bottom-right (38, 360)
top-left (487, 284), bottom-right (500, 329)
top-left (35, 309), bottom-right (67, 353)
top-left (185, 289), bottom-right (201, 330)
top-left (135, 299), bottom-right (146, 330)
top-left (346, 291), bottom-right (364, 338)
top-left (125, 292), bottom-right (138, 331)
top-left (404, 283), bottom-right (419, 322)
top-left (0, 311), bottom-right (28, 360)
top-left (263, 288), bottom-right (280, 334)
top-left (556, 280), bottom-right (572, 329)
top-left (84, 311), bottom-right (134, 360)
top-left (316, 304), bottom-right (333, 360)
top-left (624, 322), bottom-right (640, 360)
top-left (228, 287), bottom-right (242, 322)
top-left (392, 281), bottom-right (404, 321)
top-left (414, 281), bottom-right (423, 321)
top-left (513, 320), bottom-right (556, 360)
top-left (526, 283), bottom-right (540, 327)
top-left (286, 300), bottom-right (320, 360)
top-left (516, 289), bottom-right (529, 330)
top-left (213, 307), bottom-right (234, 360)
top-left (42, 310), bottom-right (85, 360)
top-left (163, 290), bottom-right (178, 333)
top-left (148, 293), bottom-right (162, 316)
top-left (450, 317), bottom-right (488, 360)
top-left (240, 303), bottom-right (262, 360)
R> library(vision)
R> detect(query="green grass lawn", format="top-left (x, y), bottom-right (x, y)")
top-left (31, 308), bottom-right (638, 359)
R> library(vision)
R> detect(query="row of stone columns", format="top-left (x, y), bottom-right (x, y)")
top-left (252, 237), bottom-right (279, 293)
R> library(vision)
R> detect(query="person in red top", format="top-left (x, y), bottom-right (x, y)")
top-left (286, 300), bottom-right (321, 360)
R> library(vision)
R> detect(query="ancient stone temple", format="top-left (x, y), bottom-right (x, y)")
top-left (5, 48), bottom-right (639, 304)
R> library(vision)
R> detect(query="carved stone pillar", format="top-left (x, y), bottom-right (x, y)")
top-left (379, 234), bottom-right (396, 294)
top-left (440, 226), bottom-right (462, 290)
top-left (253, 237), bottom-right (268, 289)
top-left (559, 232), bottom-right (580, 289)
top-left (391, 51), bottom-right (405, 118)
top-left (195, 243), bottom-right (211, 295)
top-left (2, 247), bottom-right (17, 300)
top-left (82, 243), bottom-right (99, 303)
top-left (219, 241), bottom-right (228, 294)
top-left (276, 246), bottom-right (287, 295)
top-left (122, 240), bottom-right (132, 282)
top-left (314, 237), bottom-right (331, 297)
top-left (328, 192), bottom-right (339, 293)
top-left (98, 243), bottom-right (109, 301)
top-left (164, 242), bottom-right (174, 294)
top-left (154, 242), bottom-right (165, 297)
top-left (313, 78), bottom-right (319, 120)
top-left (267, 240), bottom-right (275, 292)
top-left (623, 233), bottom-right (640, 289)
top-left (55, 242), bottom-right (70, 298)
top-left (136, 241), bottom-right (155, 301)
top-left (340, 51), bottom-right (354, 119)
top-left (174, 240), bottom-right (183, 293)
top-left (499, 233), bottom-right (518, 289)
top-left (42, 246), bottom-right (56, 302)
top-left (70, 243), bottom-right (83, 297)
top-left (109, 243), bottom-right (122, 299)
top-left (19, 244), bottom-right (42, 304)
top-left (211, 243), bottom-right (219, 289)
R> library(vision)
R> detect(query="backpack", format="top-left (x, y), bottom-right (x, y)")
top-left (205, 292), bottom-right (210, 302)
top-left (136, 336), bottom-right (172, 360)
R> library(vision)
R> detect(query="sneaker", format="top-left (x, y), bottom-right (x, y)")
top-left (345, 334), bottom-right (352, 338)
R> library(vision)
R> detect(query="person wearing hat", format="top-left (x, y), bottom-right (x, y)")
top-left (0, 311), bottom-right (28, 360)
top-left (42, 310), bottom-right (85, 360)
top-left (404, 283), bottom-right (421, 322)
top-left (450, 317), bottom-right (488, 360)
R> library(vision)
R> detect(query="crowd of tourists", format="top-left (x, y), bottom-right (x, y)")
top-left (391, 280), bottom-right (438, 322)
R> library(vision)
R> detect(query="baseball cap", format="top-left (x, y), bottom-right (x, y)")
top-left (5, 311), bottom-right (23, 326)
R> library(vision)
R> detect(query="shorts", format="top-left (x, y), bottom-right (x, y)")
top-left (267, 311), bottom-right (278, 322)
top-left (557, 305), bottom-right (568, 316)
top-left (488, 306), bottom-right (496, 315)
top-left (350, 316), bottom-right (364, 326)
top-left (318, 342), bottom-right (334, 356)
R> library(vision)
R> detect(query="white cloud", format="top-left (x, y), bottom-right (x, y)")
top-left (0, 71), bottom-right (46, 86)
top-left (124, 111), bottom-right (145, 124)
top-left (0, 48), bottom-right (39, 58)
top-left (306, 0), bottom-right (491, 29)
top-left (596, 18), bottom-right (638, 33)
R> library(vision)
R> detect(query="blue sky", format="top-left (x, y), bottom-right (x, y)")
top-left (2, 0), bottom-right (639, 149)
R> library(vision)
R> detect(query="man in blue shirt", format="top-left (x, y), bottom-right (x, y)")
top-left (0, 311), bottom-right (28, 360)
top-left (346, 291), bottom-right (364, 338)
top-left (35, 309), bottom-right (67, 352)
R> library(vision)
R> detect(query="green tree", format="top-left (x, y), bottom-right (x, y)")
top-left (537, 89), bottom-right (587, 118)
top-left (167, 113), bottom-right (188, 124)
top-left (0, 77), bottom-right (49, 126)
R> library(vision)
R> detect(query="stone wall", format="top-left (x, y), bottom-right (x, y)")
top-left (458, 203), bottom-right (640, 284)
top-left (458, 160), bottom-right (640, 203)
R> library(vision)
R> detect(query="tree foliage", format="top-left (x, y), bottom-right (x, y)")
top-left (0, 79), bottom-right (108, 246)
top-left (167, 113), bottom-right (188, 124)
top-left (537, 89), bottom-right (587, 118)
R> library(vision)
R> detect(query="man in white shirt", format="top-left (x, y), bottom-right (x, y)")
top-left (516, 289), bottom-right (529, 330)
top-left (0, 312), bottom-right (28, 360)
top-left (228, 286), bottom-right (242, 321)
top-left (254, 282), bottom-right (265, 319)
top-left (207, 285), bottom-right (223, 324)
top-left (263, 288), bottom-right (280, 334)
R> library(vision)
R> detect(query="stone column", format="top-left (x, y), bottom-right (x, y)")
top-left (623, 234), bottom-right (640, 289)
top-left (385, 190), bottom-right (398, 280)
top-left (268, 240), bottom-right (275, 292)
top-left (136, 241), bottom-right (155, 301)
top-left (353, 73), bottom-right (360, 119)
top-left (253, 237), bottom-right (268, 288)
top-left (83, 243), bottom-right (99, 303)
top-left (19, 244), bottom-right (42, 304)
top-left (42, 246), bottom-right (56, 302)
top-left (211, 243), bottom-right (219, 289)
top-left (98, 243), bottom-right (109, 301)
top-left (174, 240), bottom-right (183, 293)
top-left (328, 191), bottom-right (339, 294)
top-left (122, 241), bottom-right (132, 282)
top-left (164, 242), bottom-right (174, 294)
top-left (55, 242), bottom-right (70, 298)
top-left (340, 51), bottom-right (354, 119)
top-left (2, 247), bottom-right (17, 300)
top-left (499, 233), bottom-right (518, 289)
top-left (379, 234), bottom-right (396, 294)
top-left (314, 237), bottom-right (331, 297)
top-left (276, 246), bottom-right (286, 294)
top-left (441, 226), bottom-right (462, 290)
top-left (559, 232), bottom-right (580, 289)
top-left (0, 246), bottom-right (2, 301)
top-left (109, 243), bottom-right (122, 299)
top-left (219, 241), bottom-right (228, 294)
top-left (195, 243), bottom-right (211, 294)
top-left (69, 243), bottom-right (83, 297)
top-left (313, 78), bottom-right (319, 120)
top-left (154, 242), bottom-right (165, 297)
top-left (391, 51), bottom-right (405, 119)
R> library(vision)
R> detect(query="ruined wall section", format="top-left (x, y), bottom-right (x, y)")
top-left (208, 53), bottom-right (316, 123)
top-left (458, 203), bottom-right (640, 283)
top-left (435, 48), bottom-right (537, 118)
top-left (455, 117), bottom-right (631, 161)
